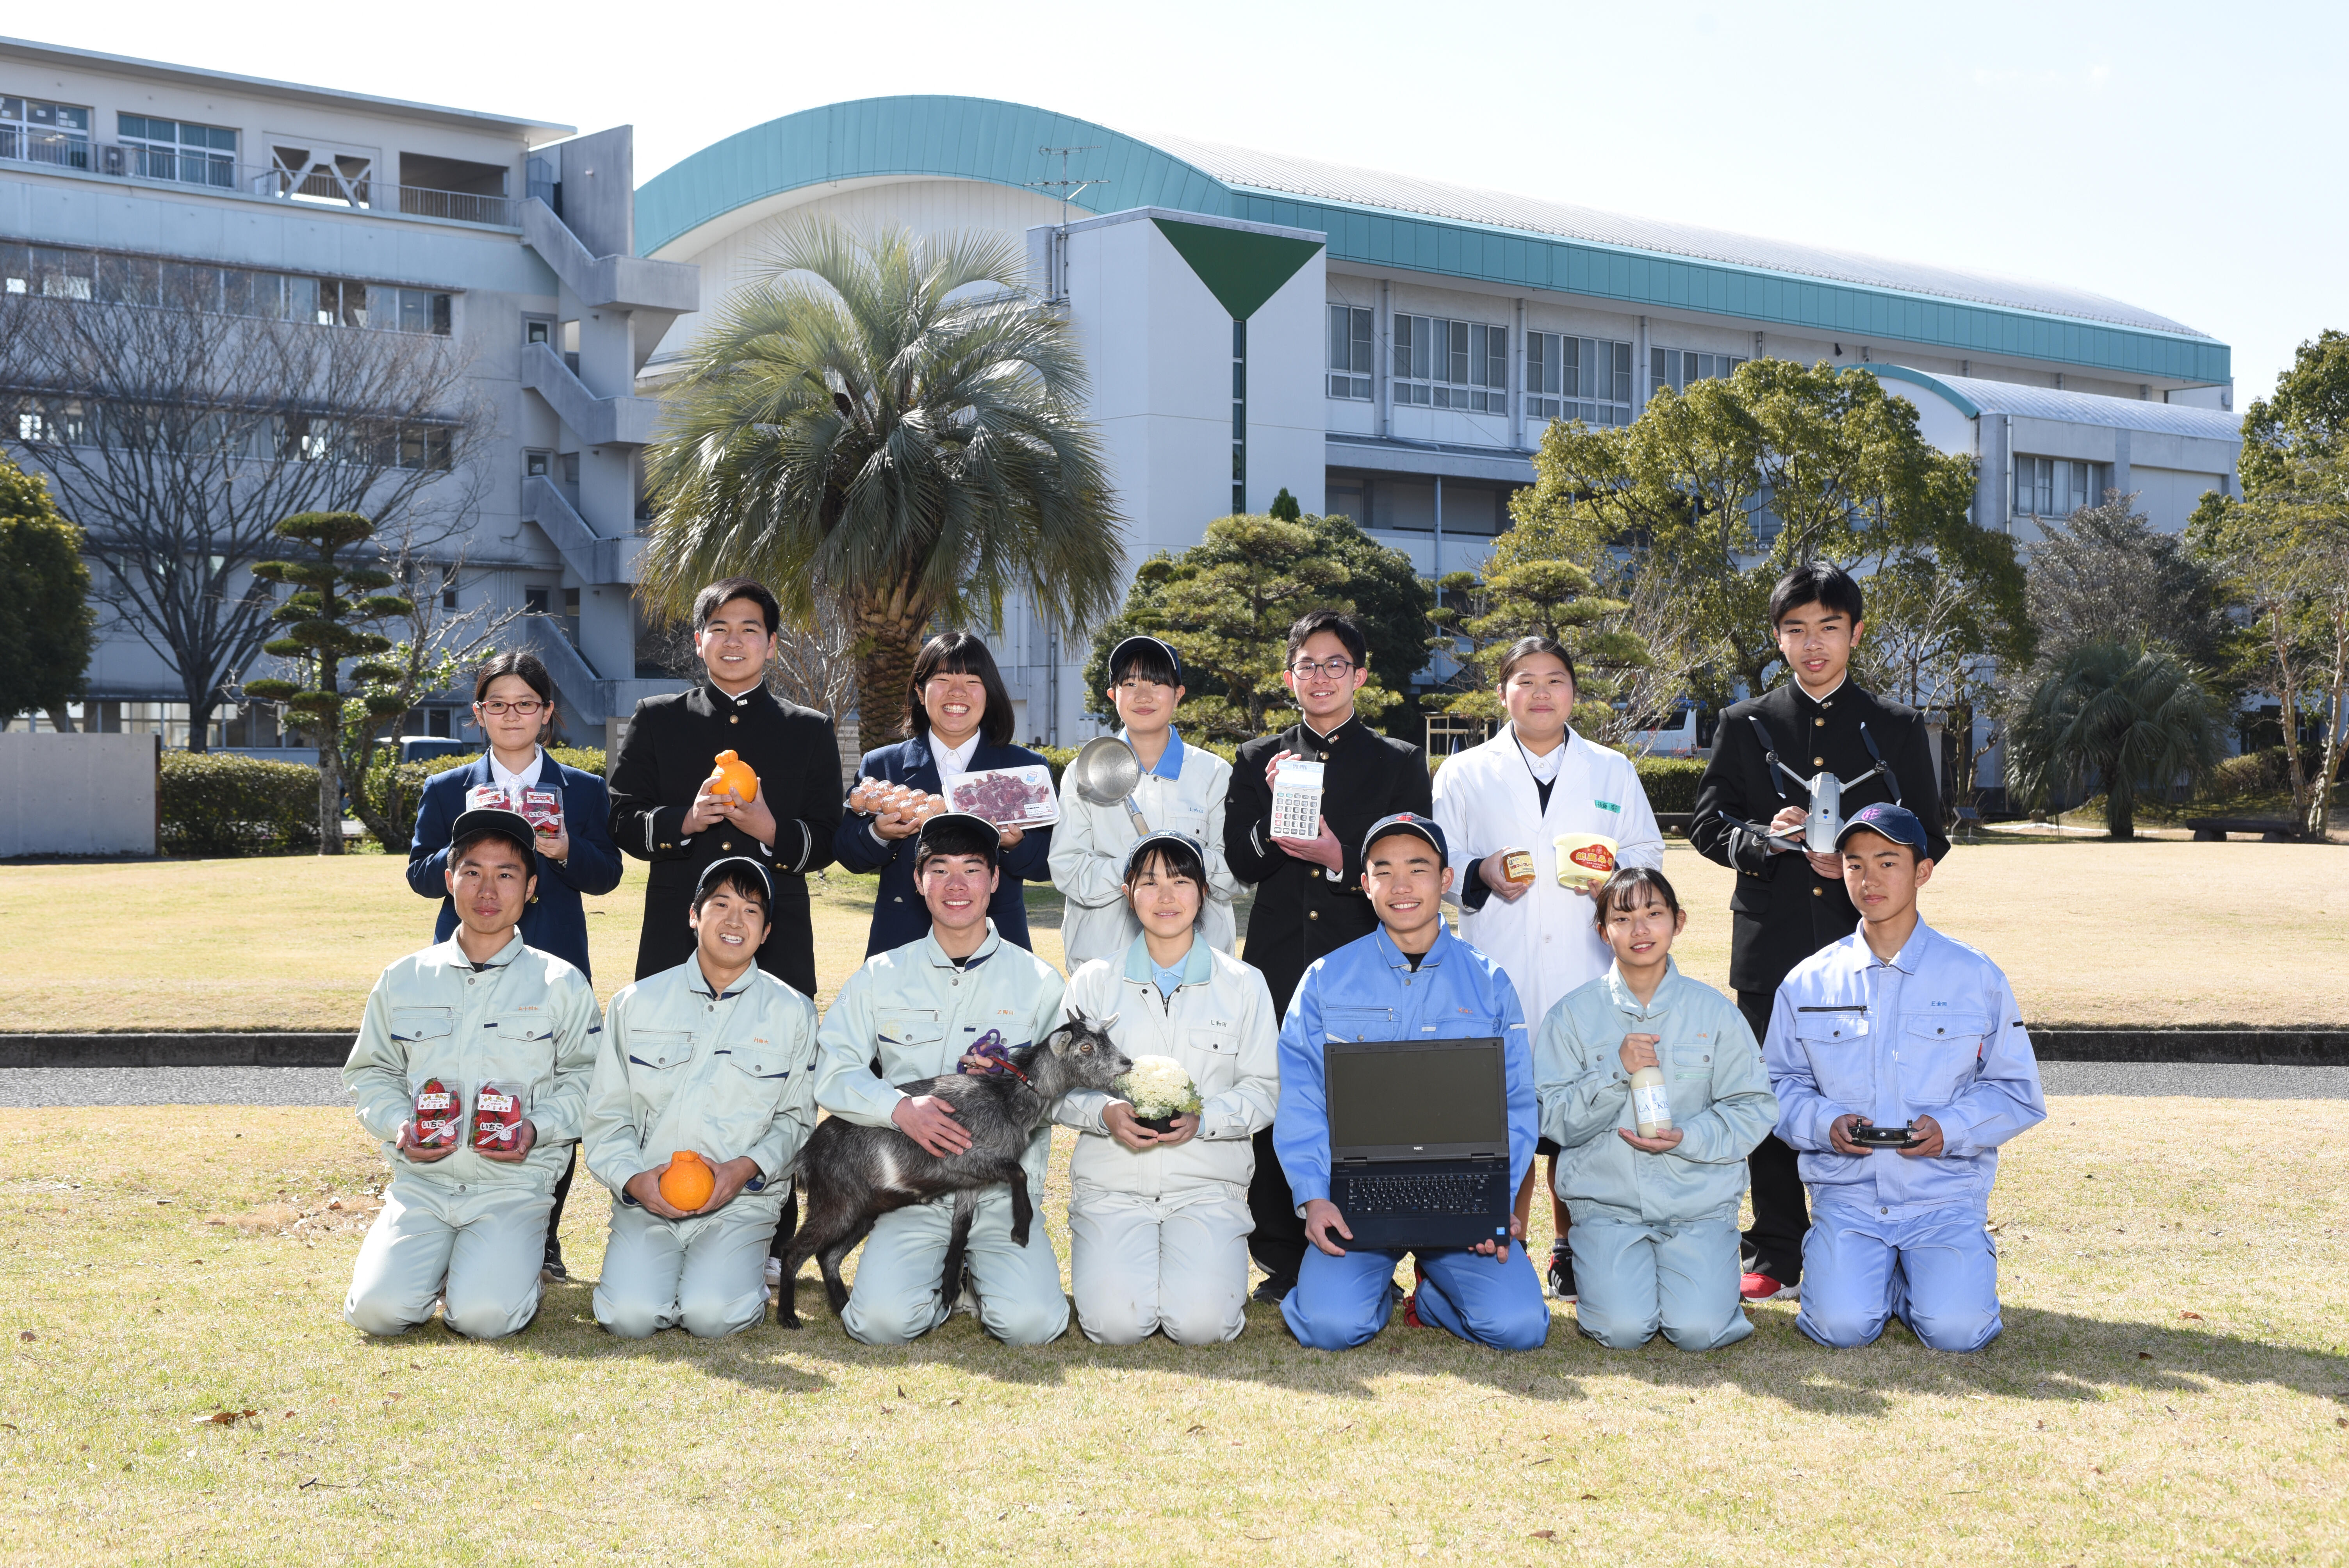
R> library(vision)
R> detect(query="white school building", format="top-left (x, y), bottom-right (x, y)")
top-left (0, 59), bottom-right (2243, 760)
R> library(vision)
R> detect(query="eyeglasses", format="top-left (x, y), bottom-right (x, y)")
top-left (477, 699), bottom-right (545, 716)
top-left (1289, 658), bottom-right (1356, 679)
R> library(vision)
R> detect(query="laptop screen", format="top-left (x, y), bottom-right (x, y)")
top-left (1325, 1039), bottom-right (1507, 1158)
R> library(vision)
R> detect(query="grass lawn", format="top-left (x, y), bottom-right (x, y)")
top-left (2, 836), bottom-right (2342, 1032)
top-left (2, 1098), bottom-right (2343, 1563)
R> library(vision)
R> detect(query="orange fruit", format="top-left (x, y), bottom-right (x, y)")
top-left (659, 1150), bottom-right (716, 1211)
top-left (706, 750), bottom-right (757, 801)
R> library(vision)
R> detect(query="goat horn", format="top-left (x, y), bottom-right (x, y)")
top-left (1099, 1013), bottom-right (1121, 1031)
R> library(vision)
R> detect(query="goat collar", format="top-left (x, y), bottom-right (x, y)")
top-left (990, 1053), bottom-right (1032, 1085)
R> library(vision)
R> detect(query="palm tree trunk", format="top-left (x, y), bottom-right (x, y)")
top-left (2106, 779), bottom-right (2134, 842)
top-left (848, 581), bottom-right (931, 750)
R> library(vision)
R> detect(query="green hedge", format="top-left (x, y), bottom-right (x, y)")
top-left (159, 752), bottom-right (319, 855)
top-left (361, 744), bottom-right (608, 848)
top-left (1634, 757), bottom-right (1707, 814)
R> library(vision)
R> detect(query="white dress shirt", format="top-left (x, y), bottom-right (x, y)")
top-left (488, 746), bottom-right (545, 797)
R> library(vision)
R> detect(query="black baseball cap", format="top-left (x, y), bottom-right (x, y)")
top-left (696, 855), bottom-right (775, 907)
top-left (1108, 634), bottom-right (1183, 685)
top-left (914, 811), bottom-right (1002, 867)
top-left (1836, 802), bottom-right (1931, 854)
top-left (1361, 811), bottom-right (1448, 863)
top-left (449, 807), bottom-right (538, 863)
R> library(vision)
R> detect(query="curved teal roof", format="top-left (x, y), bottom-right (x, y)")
top-left (639, 95), bottom-right (2230, 387)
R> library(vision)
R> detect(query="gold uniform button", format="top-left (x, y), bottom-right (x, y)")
top-left (1814, 718), bottom-right (1825, 728)
top-left (721, 840), bottom-right (733, 850)
top-left (1813, 756), bottom-right (1824, 766)
top-left (1308, 910), bottom-right (1320, 921)
top-left (1812, 886), bottom-right (1823, 896)
top-left (729, 715), bottom-right (739, 725)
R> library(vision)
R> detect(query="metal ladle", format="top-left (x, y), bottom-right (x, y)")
top-left (1069, 735), bottom-right (1151, 836)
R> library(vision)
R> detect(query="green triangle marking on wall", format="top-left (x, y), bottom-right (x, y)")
top-left (1152, 218), bottom-right (1323, 321)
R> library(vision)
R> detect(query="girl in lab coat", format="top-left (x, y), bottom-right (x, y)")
top-left (1431, 636), bottom-right (1665, 1299)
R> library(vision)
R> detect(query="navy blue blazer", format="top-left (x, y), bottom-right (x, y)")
top-left (832, 734), bottom-right (1054, 956)
top-left (405, 752), bottom-right (624, 979)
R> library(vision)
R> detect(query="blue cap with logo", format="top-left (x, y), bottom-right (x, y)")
top-left (1123, 829), bottom-right (1206, 880)
top-left (1834, 802), bottom-right (1932, 854)
top-left (1361, 811), bottom-right (1448, 863)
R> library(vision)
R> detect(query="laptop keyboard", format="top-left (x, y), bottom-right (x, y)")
top-left (1342, 1171), bottom-right (1497, 1215)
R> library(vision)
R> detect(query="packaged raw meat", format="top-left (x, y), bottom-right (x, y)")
top-left (946, 765), bottom-right (1060, 829)
top-left (471, 1082), bottom-right (526, 1152)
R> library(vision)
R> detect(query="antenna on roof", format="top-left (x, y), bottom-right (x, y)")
top-left (1030, 145), bottom-right (1107, 307)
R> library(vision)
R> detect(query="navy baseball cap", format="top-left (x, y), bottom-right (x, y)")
top-left (1108, 634), bottom-right (1183, 685)
top-left (914, 811), bottom-right (1002, 866)
top-left (1361, 811), bottom-right (1448, 862)
top-left (1836, 802), bottom-right (1932, 854)
top-left (696, 855), bottom-right (775, 908)
top-left (1123, 829), bottom-right (1206, 879)
top-left (449, 806), bottom-right (538, 863)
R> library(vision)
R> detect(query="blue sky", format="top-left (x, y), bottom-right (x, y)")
top-left (37, 0), bottom-right (2339, 410)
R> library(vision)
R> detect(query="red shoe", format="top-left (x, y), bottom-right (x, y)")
top-left (1739, 1272), bottom-right (1799, 1303)
top-left (1400, 1293), bottom-right (1425, 1328)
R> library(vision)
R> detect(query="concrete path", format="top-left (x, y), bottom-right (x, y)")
top-left (0, 1062), bottom-right (2345, 1107)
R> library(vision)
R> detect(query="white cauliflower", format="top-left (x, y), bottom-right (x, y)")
top-left (1115, 1054), bottom-right (1202, 1120)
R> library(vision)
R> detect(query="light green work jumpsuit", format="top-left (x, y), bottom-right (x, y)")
top-left (583, 957), bottom-right (818, 1338)
top-left (342, 932), bottom-right (599, 1340)
top-left (813, 922), bottom-right (1069, 1345)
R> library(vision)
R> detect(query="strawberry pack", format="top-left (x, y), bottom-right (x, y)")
top-left (412, 1078), bottom-right (464, 1150)
top-left (471, 1082), bottom-right (526, 1152)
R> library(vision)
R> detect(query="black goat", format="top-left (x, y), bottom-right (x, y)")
top-left (777, 1013), bottom-right (1131, 1329)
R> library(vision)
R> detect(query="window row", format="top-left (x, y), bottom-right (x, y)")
top-left (10, 397), bottom-right (455, 470)
top-left (1526, 334), bottom-right (1635, 426)
top-left (1326, 309), bottom-right (1692, 432)
top-left (2016, 456), bottom-right (2110, 519)
top-left (1651, 347), bottom-right (1747, 396)
top-left (0, 244), bottom-right (453, 334)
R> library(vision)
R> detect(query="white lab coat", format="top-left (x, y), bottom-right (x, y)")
top-left (1431, 724), bottom-right (1665, 1030)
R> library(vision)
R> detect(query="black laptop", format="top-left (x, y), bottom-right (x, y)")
top-left (1325, 1037), bottom-right (1512, 1249)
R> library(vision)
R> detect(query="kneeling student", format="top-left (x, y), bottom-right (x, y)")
top-left (342, 809), bottom-right (600, 1340)
top-left (813, 813), bottom-right (1070, 1345)
top-left (1535, 867), bottom-right (1777, 1351)
top-left (1276, 814), bottom-right (1549, 1352)
top-left (1057, 831), bottom-right (1278, 1344)
top-left (1764, 804), bottom-right (2045, 1353)
top-left (585, 858), bottom-right (819, 1339)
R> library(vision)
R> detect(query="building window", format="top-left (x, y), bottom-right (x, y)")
top-left (0, 96), bottom-right (92, 170)
top-left (1650, 347), bottom-right (1747, 397)
top-left (1393, 316), bottom-right (1507, 412)
top-left (0, 241), bottom-right (450, 334)
top-left (118, 114), bottom-right (237, 188)
top-left (1231, 318), bottom-right (1248, 515)
top-left (2015, 456), bottom-right (2109, 519)
top-left (1526, 334), bottom-right (1635, 426)
top-left (1327, 305), bottom-right (1372, 400)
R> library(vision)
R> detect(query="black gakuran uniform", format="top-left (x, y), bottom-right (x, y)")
top-left (606, 680), bottom-right (845, 993)
top-left (1224, 714), bottom-right (1433, 1286)
top-left (1688, 678), bottom-right (1948, 1285)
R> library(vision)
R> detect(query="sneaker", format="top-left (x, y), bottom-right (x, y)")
top-left (542, 1240), bottom-right (569, 1284)
top-left (1545, 1249), bottom-right (1576, 1303)
top-left (1739, 1272), bottom-right (1799, 1303)
top-left (1250, 1274), bottom-right (1296, 1306)
top-left (764, 1256), bottom-right (783, 1304)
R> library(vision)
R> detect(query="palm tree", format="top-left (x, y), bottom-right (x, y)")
top-left (2006, 640), bottom-right (2226, 840)
top-left (642, 220), bottom-right (1125, 744)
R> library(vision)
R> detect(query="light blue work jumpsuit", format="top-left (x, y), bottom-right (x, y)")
top-left (1536, 959), bottom-right (1778, 1350)
top-left (1765, 920), bottom-right (2046, 1352)
top-left (342, 933), bottom-right (599, 1340)
top-left (813, 922), bottom-right (1070, 1345)
top-left (583, 957), bottom-right (819, 1339)
top-left (1274, 925), bottom-right (1548, 1352)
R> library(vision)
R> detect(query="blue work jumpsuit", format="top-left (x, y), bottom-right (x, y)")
top-left (1764, 920), bottom-right (2045, 1351)
top-left (1274, 924), bottom-right (1548, 1351)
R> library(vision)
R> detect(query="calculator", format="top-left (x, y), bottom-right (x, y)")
top-left (1269, 759), bottom-right (1326, 839)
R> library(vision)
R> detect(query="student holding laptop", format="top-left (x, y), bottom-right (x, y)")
top-left (1273, 813), bottom-right (1548, 1352)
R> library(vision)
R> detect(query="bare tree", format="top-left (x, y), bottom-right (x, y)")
top-left (0, 265), bottom-right (490, 748)
top-left (643, 585), bottom-right (859, 721)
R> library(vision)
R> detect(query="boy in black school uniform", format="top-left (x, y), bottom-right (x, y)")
top-left (1688, 562), bottom-right (1948, 1302)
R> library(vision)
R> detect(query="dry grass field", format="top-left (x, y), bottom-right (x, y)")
top-left (1, 834), bottom-right (2342, 1032)
top-left (1, 1099), bottom-right (2343, 1564)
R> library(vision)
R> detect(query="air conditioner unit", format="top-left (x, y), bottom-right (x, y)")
top-left (101, 145), bottom-right (125, 176)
